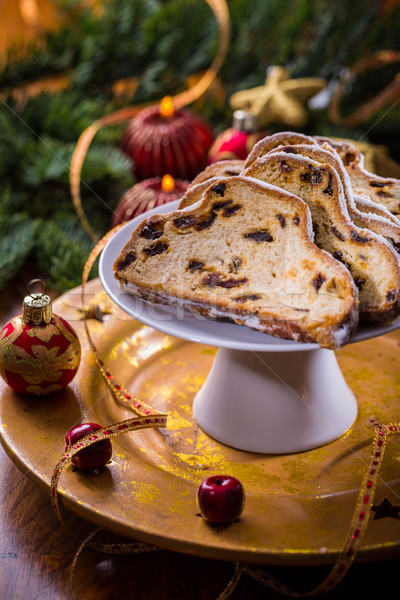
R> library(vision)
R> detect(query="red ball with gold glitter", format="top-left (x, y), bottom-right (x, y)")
top-left (121, 96), bottom-right (214, 181)
top-left (112, 174), bottom-right (189, 227)
top-left (208, 110), bottom-right (266, 163)
top-left (0, 280), bottom-right (81, 396)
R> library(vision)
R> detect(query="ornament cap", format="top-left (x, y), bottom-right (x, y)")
top-left (23, 279), bottom-right (53, 325)
top-left (232, 110), bottom-right (257, 133)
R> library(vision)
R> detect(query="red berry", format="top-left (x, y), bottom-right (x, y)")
top-left (65, 423), bottom-right (112, 470)
top-left (197, 475), bottom-right (245, 525)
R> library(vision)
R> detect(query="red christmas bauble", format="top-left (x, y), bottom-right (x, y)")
top-left (208, 128), bottom-right (266, 162)
top-left (0, 281), bottom-right (81, 396)
top-left (112, 175), bottom-right (189, 227)
top-left (121, 96), bottom-right (214, 181)
top-left (208, 111), bottom-right (266, 163)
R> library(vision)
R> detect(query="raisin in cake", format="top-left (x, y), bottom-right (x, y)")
top-left (244, 154), bottom-right (400, 322)
top-left (114, 176), bottom-right (358, 349)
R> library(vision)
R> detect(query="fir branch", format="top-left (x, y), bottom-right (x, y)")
top-left (34, 217), bottom-right (95, 292)
top-left (0, 215), bottom-right (39, 289)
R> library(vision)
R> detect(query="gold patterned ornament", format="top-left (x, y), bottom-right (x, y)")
top-left (0, 279), bottom-right (81, 396)
top-left (230, 66), bottom-right (326, 129)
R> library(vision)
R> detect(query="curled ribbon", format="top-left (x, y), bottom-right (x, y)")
top-left (70, 0), bottom-right (230, 242)
top-left (80, 225), bottom-right (161, 415)
top-left (329, 50), bottom-right (400, 127)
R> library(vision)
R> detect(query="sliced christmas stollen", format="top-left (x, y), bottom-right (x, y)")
top-left (114, 176), bottom-right (358, 350)
top-left (315, 136), bottom-right (400, 218)
top-left (267, 143), bottom-right (400, 254)
top-left (246, 132), bottom-right (400, 224)
top-left (243, 153), bottom-right (400, 322)
top-left (243, 131), bottom-right (315, 169)
top-left (179, 134), bottom-right (315, 210)
top-left (353, 195), bottom-right (400, 225)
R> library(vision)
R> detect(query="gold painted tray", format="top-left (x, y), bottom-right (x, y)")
top-left (0, 279), bottom-right (400, 566)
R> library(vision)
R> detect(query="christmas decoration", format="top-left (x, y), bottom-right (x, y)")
top-left (0, 279), bottom-right (81, 396)
top-left (197, 475), bottom-right (245, 524)
top-left (372, 496), bottom-right (400, 519)
top-left (230, 66), bottom-right (326, 128)
top-left (120, 96), bottom-right (214, 181)
top-left (111, 174), bottom-right (189, 227)
top-left (65, 422), bottom-right (113, 470)
top-left (208, 110), bottom-right (266, 162)
top-left (79, 291), bottom-right (115, 322)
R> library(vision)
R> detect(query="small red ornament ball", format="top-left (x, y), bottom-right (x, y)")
top-left (208, 110), bottom-right (266, 163)
top-left (121, 96), bottom-right (214, 181)
top-left (197, 475), bottom-right (245, 525)
top-left (208, 128), bottom-right (265, 162)
top-left (0, 281), bottom-right (81, 396)
top-left (112, 174), bottom-right (189, 227)
top-left (65, 422), bottom-right (112, 470)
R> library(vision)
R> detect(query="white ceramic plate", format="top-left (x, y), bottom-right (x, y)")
top-left (99, 200), bottom-right (400, 352)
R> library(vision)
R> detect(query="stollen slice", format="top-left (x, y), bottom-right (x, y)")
top-left (315, 136), bottom-right (400, 218)
top-left (243, 131), bottom-right (315, 169)
top-left (267, 143), bottom-right (400, 254)
top-left (353, 195), bottom-right (400, 225)
top-left (114, 176), bottom-right (358, 350)
top-left (244, 153), bottom-right (400, 322)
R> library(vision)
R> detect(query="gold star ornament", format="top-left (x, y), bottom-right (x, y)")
top-left (230, 66), bottom-right (326, 129)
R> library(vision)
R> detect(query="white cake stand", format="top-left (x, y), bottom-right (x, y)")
top-left (100, 201), bottom-right (400, 454)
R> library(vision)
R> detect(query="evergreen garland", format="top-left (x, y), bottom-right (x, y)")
top-left (0, 0), bottom-right (400, 291)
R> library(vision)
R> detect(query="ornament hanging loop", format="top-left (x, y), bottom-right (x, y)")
top-left (26, 278), bottom-right (47, 299)
top-left (23, 279), bottom-right (52, 325)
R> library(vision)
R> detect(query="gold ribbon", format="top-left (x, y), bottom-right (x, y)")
top-left (236, 417), bottom-right (400, 598)
top-left (329, 50), bottom-right (400, 127)
top-left (70, 0), bottom-right (230, 243)
top-left (80, 225), bottom-right (163, 415)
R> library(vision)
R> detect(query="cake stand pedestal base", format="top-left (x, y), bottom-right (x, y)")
top-left (193, 347), bottom-right (357, 454)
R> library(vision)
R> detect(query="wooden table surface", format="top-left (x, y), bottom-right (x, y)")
top-left (0, 277), bottom-right (398, 600)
